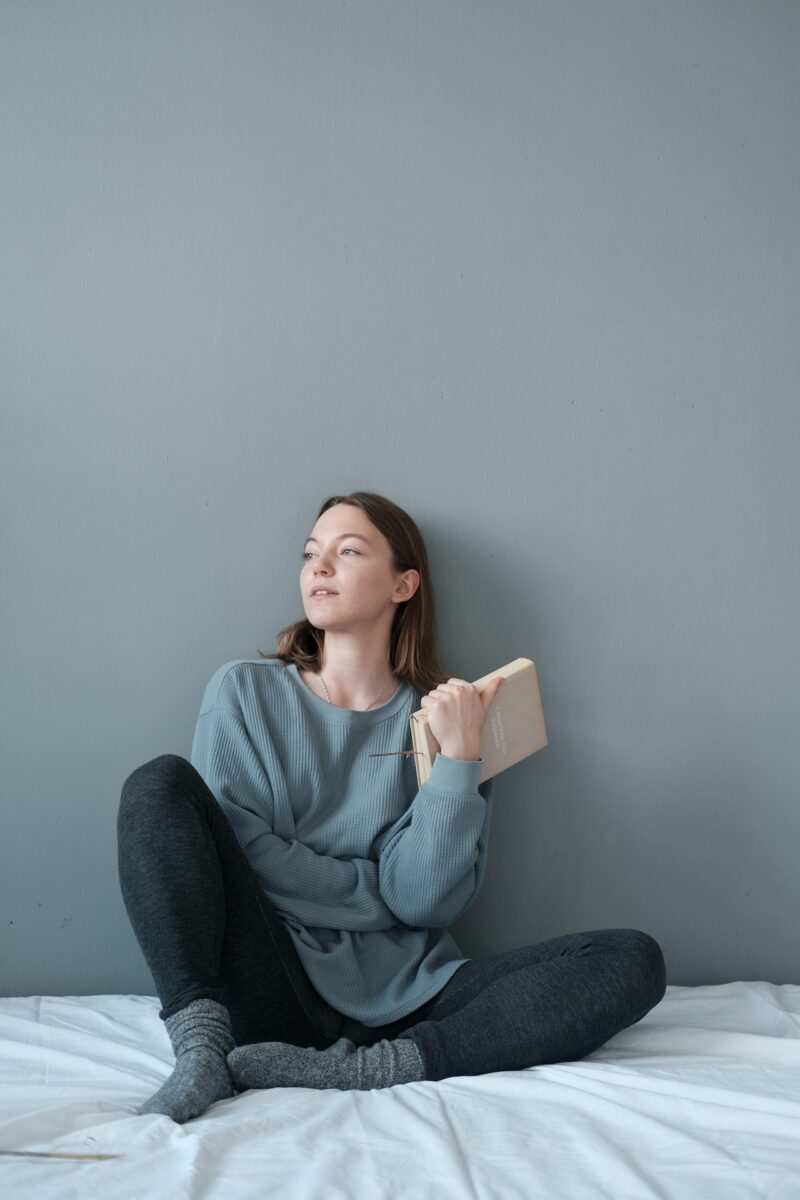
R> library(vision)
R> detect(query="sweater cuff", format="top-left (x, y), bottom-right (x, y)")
top-left (425, 752), bottom-right (484, 795)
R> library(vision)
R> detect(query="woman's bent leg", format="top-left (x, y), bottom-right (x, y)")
top-left (117, 753), bottom-right (345, 1120)
top-left (118, 755), bottom-right (338, 1052)
top-left (395, 928), bottom-right (667, 1082)
top-left (227, 930), bottom-right (665, 1096)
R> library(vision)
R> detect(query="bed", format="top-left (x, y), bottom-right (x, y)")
top-left (1, 981), bottom-right (798, 1198)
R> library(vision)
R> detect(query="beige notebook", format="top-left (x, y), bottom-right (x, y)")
top-left (408, 657), bottom-right (547, 787)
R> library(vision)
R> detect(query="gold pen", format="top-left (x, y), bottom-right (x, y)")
top-left (367, 750), bottom-right (422, 757)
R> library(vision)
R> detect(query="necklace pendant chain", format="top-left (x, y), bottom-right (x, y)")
top-left (318, 672), bottom-right (395, 710)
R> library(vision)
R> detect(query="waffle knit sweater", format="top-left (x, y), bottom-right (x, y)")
top-left (189, 658), bottom-right (495, 1026)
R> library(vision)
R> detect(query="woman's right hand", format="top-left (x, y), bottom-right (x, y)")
top-left (420, 676), bottom-right (503, 758)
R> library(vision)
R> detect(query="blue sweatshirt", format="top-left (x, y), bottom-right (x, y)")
top-left (189, 658), bottom-right (495, 1026)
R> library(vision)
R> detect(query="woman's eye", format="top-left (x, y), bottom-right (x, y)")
top-left (301, 548), bottom-right (359, 561)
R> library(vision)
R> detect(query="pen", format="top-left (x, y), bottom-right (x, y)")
top-left (367, 750), bottom-right (422, 757)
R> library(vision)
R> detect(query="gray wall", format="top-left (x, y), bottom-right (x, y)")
top-left (2, 0), bottom-right (798, 996)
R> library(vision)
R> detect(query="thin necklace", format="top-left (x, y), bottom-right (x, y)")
top-left (318, 670), bottom-right (397, 711)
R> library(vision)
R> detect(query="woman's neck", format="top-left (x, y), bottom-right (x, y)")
top-left (312, 637), bottom-right (397, 706)
top-left (302, 649), bottom-right (398, 709)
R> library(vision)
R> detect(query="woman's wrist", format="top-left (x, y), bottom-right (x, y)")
top-left (439, 743), bottom-right (482, 762)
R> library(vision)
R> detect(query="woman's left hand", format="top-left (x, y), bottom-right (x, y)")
top-left (419, 676), bottom-right (504, 759)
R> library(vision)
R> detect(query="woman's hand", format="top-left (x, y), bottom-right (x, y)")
top-left (419, 676), bottom-right (504, 760)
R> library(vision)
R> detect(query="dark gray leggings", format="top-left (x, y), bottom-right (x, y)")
top-left (117, 754), bottom-right (667, 1082)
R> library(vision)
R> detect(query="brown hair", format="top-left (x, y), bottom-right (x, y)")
top-left (257, 490), bottom-right (452, 695)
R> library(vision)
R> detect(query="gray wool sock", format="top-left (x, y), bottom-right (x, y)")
top-left (138, 997), bottom-right (235, 1123)
top-left (227, 1035), bottom-right (425, 1092)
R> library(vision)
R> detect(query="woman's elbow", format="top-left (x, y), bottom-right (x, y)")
top-left (390, 895), bottom-right (468, 929)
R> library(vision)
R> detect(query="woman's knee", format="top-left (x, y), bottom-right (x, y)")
top-left (622, 929), bottom-right (667, 1009)
top-left (119, 754), bottom-right (198, 816)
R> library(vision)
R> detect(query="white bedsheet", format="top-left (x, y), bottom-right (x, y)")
top-left (0, 983), bottom-right (798, 1199)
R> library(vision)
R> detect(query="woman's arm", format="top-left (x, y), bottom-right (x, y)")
top-left (191, 706), bottom-right (404, 932)
top-left (378, 754), bottom-right (495, 928)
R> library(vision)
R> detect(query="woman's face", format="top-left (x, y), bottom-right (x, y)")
top-left (300, 504), bottom-right (417, 629)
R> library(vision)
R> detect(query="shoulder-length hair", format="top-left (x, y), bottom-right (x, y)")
top-left (258, 490), bottom-right (451, 695)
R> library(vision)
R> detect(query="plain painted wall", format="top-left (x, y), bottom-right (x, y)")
top-left (2, 0), bottom-right (798, 996)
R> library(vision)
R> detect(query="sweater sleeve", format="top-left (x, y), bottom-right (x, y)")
top-left (191, 705), bottom-right (403, 933)
top-left (378, 752), bottom-right (495, 928)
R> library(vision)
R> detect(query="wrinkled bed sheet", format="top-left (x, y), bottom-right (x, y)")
top-left (1, 982), bottom-right (799, 1198)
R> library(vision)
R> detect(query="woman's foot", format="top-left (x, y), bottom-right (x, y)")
top-left (138, 997), bottom-right (236, 1123)
top-left (227, 1035), bottom-right (425, 1092)
top-left (138, 1048), bottom-right (234, 1122)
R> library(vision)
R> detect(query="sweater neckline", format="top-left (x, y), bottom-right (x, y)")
top-left (285, 662), bottom-right (413, 725)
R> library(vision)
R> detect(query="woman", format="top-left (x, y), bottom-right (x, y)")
top-left (117, 490), bottom-right (666, 1123)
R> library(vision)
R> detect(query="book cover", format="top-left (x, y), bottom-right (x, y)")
top-left (409, 657), bottom-right (547, 787)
